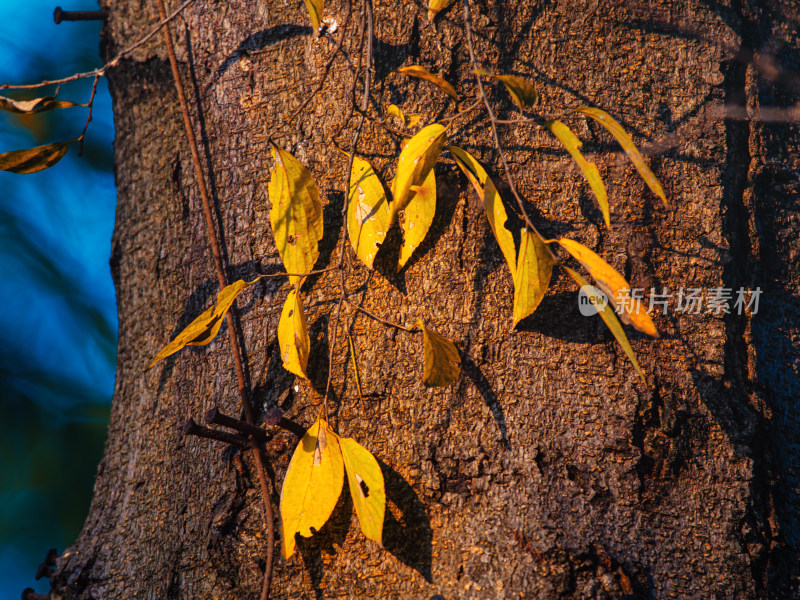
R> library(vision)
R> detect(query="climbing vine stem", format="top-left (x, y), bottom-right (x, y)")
top-left (155, 0), bottom-right (274, 597)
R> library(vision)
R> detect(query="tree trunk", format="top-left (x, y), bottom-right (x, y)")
top-left (51, 0), bottom-right (800, 598)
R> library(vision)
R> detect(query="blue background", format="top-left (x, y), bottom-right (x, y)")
top-left (0, 1), bottom-right (116, 597)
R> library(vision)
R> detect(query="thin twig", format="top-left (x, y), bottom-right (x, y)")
top-left (155, 1), bottom-right (273, 598)
top-left (77, 74), bottom-right (101, 156)
top-left (349, 302), bottom-right (417, 333)
top-left (347, 331), bottom-right (364, 406)
top-left (323, 0), bottom-right (373, 408)
top-left (463, 0), bottom-right (555, 261)
top-left (493, 117), bottom-right (538, 125)
top-left (440, 98), bottom-right (482, 122)
top-left (257, 267), bottom-right (337, 279)
top-left (0, 0), bottom-right (198, 91)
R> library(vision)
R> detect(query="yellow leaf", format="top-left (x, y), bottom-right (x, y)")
top-left (386, 104), bottom-right (421, 128)
top-left (417, 320), bottom-right (461, 387)
top-left (448, 146), bottom-right (516, 273)
top-left (390, 123), bottom-right (447, 217)
top-left (269, 144), bottom-right (324, 285)
top-left (574, 107), bottom-right (667, 206)
top-left (0, 95), bottom-right (83, 114)
top-left (545, 120), bottom-right (610, 227)
top-left (303, 0), bottom-right (323, 31)
top-left (339, 437), bottom-right (385, 544)
top-left (0, 141), bottom-right (71, 174)
top-left (280, 415), bottom-right (344, 559)
top-left (513, 229), bottom-right (553, 326)
top-left (397, 66), bottom-right (459, 102)
top-left (148, 278), bottom-right (260, 368)
top-left (557, 238), bottom-right (658, 337)
top-left (278, 285), bottom-right (310, 378)
top-left (563, 266), bottom-right (646, 384)
top-left (398, 168), bottom-right (436, 269)
top-left (348, 156), bottom-right (390, 269)
top-left (427, 0), bottom-right (457, 19)
top-left (474, 69), bottom-right (537, 109)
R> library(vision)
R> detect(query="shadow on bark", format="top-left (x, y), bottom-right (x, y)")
top-left (207, 25), bottom-right (313, 92)
top-left (461, 355), bottom-right (508, 444)
top-left (378, 457), bottom-right (434, 583)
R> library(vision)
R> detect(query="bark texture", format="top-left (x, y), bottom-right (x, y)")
top-left (52, 0), bottom-right (799, 598)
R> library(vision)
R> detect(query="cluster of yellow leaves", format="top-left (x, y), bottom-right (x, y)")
top-left (449, 139), bottom-right (661, 381)
top-left (346, 123), bottom-right (447, 272)
top-left (281, 414), bottom-right (385, 558)
top-left (268, 143), bottom-right (324, 378)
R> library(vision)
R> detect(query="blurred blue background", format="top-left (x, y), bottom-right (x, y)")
top-left (0, 1), bottom-right (116, 597)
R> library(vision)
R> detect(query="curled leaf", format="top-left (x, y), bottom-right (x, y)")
top-left (386, 104), bottom-right (421, 128)
top-left (397, 66), bottom-right (459, 102)
top-left (340, 437), bottom-right (385, 544)
top-left (448, 146), bottom-right (516, 273)
top-left (0, 95), bottom-right (83, 114)
top-left (0, 141), bottom-right (72, 174)
top-left (348, 156), bottom-right (390, 269)
top-left (269, 144), bottom-right (324, 285)
top-left (564, 266), bottom-right (646, 384)
top-left (148, 278), bottom-right (261, 368)
top-left (427, 0), bottom-right (457, 19)
top-left (557, 238), bottom-right (658, 337)
top-left (278, 285), bottom-right (311, 378)
top-left (303, 0), bottom-right (323, 31)
top-left (574, 107), bottom-right (667, 206)
top-left (545, 120), bottom-right (610, 227)
top-left (513, 229), bottom-right (553, 326)
top-left (474, 69), bottom-right (537, 109)
top-left (398, 168), bottom-right (436, 269)
top-left (390, 123), bottom-right (447, 217)
top-left (280, 415), bottom-right (343, 558)
top-left (416, 320), bottom-right (461, 387)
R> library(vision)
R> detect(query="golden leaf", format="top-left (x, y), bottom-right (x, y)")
top-left (564, 266), bottom-right (646, 384)
top-left (398, 168), bottom-right (436, 269)
top-left (513, 229), bottom-right (553, 326)
top-left (303, 0), bottom-right (323, 31)
top-left (278, 284), bottom-right (311, 378)
top-left (390, 123), bottom-right (447, 217)
top-left (474, 69), bottom-right (537, 109)
top-left (427, 0), bottom-right (457, 19)
top-left (268, 144), bottom-right (324, 285)
top-left (280, 415), bottom-right (344, 559)
top-left (397, 66), bottom-right (459, 102)
top-left (340, 436), bottom-right (385, 544)
top-left (0, 95), bottom-right (83, 114)
top-left (348, 156), bottom-right (390, 269)
top-left (574, 107), bottom-right (667, 206)
top-left (417, 320), bottom-right (461, 387)
top-left (448, 145), bottom-right (516, 273)
top-left (148, 278), bottom-right (260, 368)
top-left (0, 141), bottom-right (72, 174)
top-left (557, 238), bottom-right (658, 337)
top-left (545, 120), bottom-right (610, 227)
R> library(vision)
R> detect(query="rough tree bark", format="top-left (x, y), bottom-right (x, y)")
top-left (50, 0), bottom-right (799, 598)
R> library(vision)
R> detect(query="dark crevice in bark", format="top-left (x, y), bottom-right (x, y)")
top-left (722, 2), bottom-right (800, 596)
